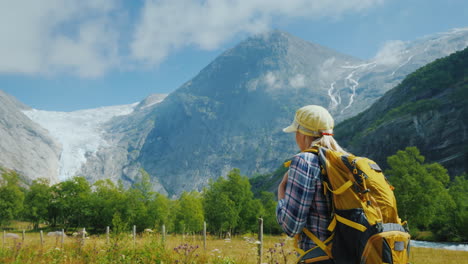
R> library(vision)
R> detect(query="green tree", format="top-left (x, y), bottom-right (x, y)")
top-left (120, 169), bottom-right (158, 232)
top-left (111, 211), bottom-right (128, 234)
top-left (259, 191), bottom-right (282, 234)
top-left (148, 193), bottom-right (173, 232)
top-left (238, 197), bottom-right (263, 233)
top-left (23, 178), bottom-right (51, 229)
top-left (174, 191), bottom-right (204, 233)
top-left (204, 190), bottom-right (237, 235)
top-left (386, 147), bottom-right (455, 231)
top-left (89, 179), bottom-right (127, 231)
top-left (134, 169), bottom-right (155, 203)
top-left (124, 187), bottom-right (151, 232)
top-left (203, 168), bottom-right (260, 235)
top-left (0, 170), bottom-right (25, 226)
top-left (448, 174), bottom-right (468, 241)
top-left (48, 176), bottom-right (92, 228)
top-left (224, 169), bottom-right (261, 233)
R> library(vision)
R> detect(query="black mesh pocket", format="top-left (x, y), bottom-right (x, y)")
top-left (332, 208), bottom-right (373, 264)
top-left (382, 238), bottom-right (393, 263)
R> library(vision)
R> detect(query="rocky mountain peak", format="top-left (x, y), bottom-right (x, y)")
top-left (0, 90), bottom-right (29, 110)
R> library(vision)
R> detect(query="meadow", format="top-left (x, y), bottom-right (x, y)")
top-left (1, 231), bottom-right (467, 264)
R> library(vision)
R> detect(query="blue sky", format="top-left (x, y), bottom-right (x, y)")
top-left (0, 0), bottom-right (467, 111)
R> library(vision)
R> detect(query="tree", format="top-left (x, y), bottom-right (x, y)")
top-left (386, 147), bottom-right (455, 231)
top-left (223, 169), bottom-right (260, 233)
top-left (48, 176), bottom-right (92, 228)
top-left (448, 174), bottom-right (468, 241)
top-left (23, 178), bottom-right (51, 229)
top-left (148, 193), bottom-right (173, 232)
top-left (88, 179), bottom-right (127, 231)
top-left (0, 170), bottom-right (25, 226)
top-left (237, 196), bottom-right (262, 233)
top-left (111, 211), bottom-right (128, 234)
top-left (259, 191), bottom-right (282, 234)
top-left (174, 191), bottom-right (204, 233)
top-left (204, 189), bottom-right (237, 235)
top-left (133, 169), bottom-right (155, 203)
top-left (203, 168), bottom-right (260, 235)
top-left (124, 187), bottom-right (151, 232)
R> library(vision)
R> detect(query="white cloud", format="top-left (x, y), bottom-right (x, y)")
top-left (373, 40), bottom-right (407, 66)
top-left (0, 0), bottom-right (120, 77)
top-left (130, 0), bottom-right (384, 65)
top-left (263, 72), bottom-right (307, 90)
top-left (319, 57), bottom-right (336, 79)
top-left (0, 0), bottom-right (384, 77)
top-left (289, 74), bottom-right (306, 88)
top-left (264, 72), bottom-right (281, 89)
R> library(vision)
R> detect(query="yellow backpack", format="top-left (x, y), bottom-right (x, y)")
top-left (289, 146), bottom-right (411, 264)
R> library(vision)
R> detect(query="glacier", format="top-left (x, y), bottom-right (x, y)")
top-left (23, 103), bottom-right (138, 181)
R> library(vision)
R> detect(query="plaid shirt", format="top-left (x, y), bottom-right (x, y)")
top-left (276, 152), bottom-right (332, 250)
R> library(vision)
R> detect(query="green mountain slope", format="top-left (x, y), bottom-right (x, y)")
top-left (335, 47), bottom-right (468, 177)
top-left (251, 47), bottom-right (468, 195)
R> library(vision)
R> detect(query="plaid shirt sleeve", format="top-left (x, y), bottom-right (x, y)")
top-left (276, 153), bottom-right (322, 237)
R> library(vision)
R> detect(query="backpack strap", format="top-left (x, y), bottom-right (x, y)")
top-left (331, 214), bottom-right (367, 232)
top-left (323, 180), bottom-right (354, 195)
top-left (302, 228), bottom-right (333, 258)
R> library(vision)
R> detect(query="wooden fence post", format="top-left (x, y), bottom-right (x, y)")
top-left (40, 230), bottom-right (43, 246)
top-left (22, 230), bottom-right (25, 243)
top-left (258, 218), bottom-right (263, 264)
top-left (106, 226), bottom-right (110, 244)
top-left (203, 221), bottom-right (207, 250)
top-left (81, 228), bottom-right (86, 248)
top-left (3, 230), bottom-right (5, 249)
top-left (61, 229), bottom-right (64, 248)
top-left (133, 225), bottom-right (136, 247)
top-left (162, 224), bottom-right (166, 244)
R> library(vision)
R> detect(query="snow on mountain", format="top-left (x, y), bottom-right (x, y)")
top-left (23, 103), bottom-right (138, 180)
top-left (327, 27), bottom-right (468, 121)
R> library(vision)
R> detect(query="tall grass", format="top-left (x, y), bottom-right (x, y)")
top-left (0, 232), bottom-right (466, 263)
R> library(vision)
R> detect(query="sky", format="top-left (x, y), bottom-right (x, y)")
top-left (0, 0), bottom-right (467, 111)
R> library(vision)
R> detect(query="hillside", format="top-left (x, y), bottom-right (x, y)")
top-left (135, 30), bottom-right (362, 195)
top-left (0, 91), bottom-right (61, 183)
top-left (251, 47), bottom-right (468, 196)
top-left (334, 47), bottom-right (468, 177)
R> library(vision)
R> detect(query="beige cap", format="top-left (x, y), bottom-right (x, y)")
top-left (283, 105), bottom-right (334, 137)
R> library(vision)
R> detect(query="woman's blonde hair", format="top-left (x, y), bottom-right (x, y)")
top-left (311, 135), bottom-right (350, 155)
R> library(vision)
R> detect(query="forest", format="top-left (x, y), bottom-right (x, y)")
top-left (0, 147), bottom-right (466, 242)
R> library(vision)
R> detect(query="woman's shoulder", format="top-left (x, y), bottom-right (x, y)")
top-left (292, 151), bottom-right (319, 164)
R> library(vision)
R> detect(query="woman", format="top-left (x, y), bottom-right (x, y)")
top-left (276, 105), bottom-right (348, 260)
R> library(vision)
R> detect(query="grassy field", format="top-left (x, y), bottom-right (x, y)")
top-left (0, 232), bottom-right (467, 264)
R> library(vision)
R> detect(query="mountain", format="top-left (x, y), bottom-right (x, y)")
top-left (130, 29), bottom-right (468, 195)
top-left (2, 28), bottom-right (467, 195)
top-left (334, 46), bottom-right (468, 177)
top-left (251, 45), bottom-right (468, 196)
top-left (326, 28), bottom-right (468, 121)
top-left (20, 94), bottom-right (167, 192)
top-left (77, 94), bottom-right (168, 194)
top-left (0, 90), bottom-right (61, 183)
top-left (133, 31), bottom-right (364, 195)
